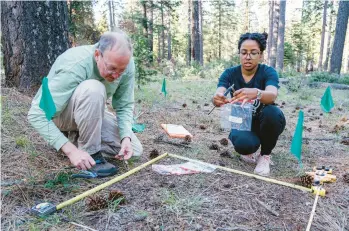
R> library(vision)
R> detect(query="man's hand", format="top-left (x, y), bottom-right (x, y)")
top-left (62, 142), bottom-right (96, 170)
top-left (231, 88), bottom-right (258, 105)
top-left (213, 92), bottom-right (231, 107)
top-left (116, 137), bottom-right (133, 160)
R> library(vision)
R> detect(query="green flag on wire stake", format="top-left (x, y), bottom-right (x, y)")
top-left (320, 86), bottom-right (334, 113)
top-left (39, 77), bottom-right (56, 121)
top-left (161, 78), bottom-right (167, 97)
top-left (290, 110), bottom-right (304, 167)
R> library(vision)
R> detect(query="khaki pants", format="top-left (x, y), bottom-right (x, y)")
top-left (53, 79), bottom-right (143, 156)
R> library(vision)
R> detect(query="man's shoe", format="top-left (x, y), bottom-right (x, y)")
top-left (254, 155), bottom-right (271, 176)
top-left (240, 153), bottom-right (258, 164)
top-left (90, 152), bottom-right (118, 177)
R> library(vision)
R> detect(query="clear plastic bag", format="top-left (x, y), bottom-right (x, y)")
top-left (220, 103), bottom-right (253, 131)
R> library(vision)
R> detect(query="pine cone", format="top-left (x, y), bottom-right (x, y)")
top-left (300, 174), bottom-right (313, 188)
top-left (149, 149), bottom-right (159, 159)
top-left (199, 125), bottom-right (206, 130)
top-left (340, 138), bottom-right (349, 146)
top-left (343, 173), bottom-right (349, 183)
top-left (220, 150), bottom-right (231, 157)
top-left (184, 135), bottom-right (192, 143)
top-left (209, 143), bottom-right (220, 150)
top-left (86, 195), bottom-right (108, 211)
top-left (108, 190), bottom-right (126, 204)
top-left (219, 138), bottom-right (229, 146)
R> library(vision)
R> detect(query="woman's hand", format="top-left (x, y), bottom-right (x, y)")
top-left (213, 92), bottom-right (231, 107)
top-left (231, 88), bottom-right (258, 105)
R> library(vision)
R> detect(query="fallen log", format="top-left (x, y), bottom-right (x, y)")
top-left (308, 82), bottom-right (349, 90)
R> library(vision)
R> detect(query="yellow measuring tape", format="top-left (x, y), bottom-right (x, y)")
top-left (56, 153), bottom-right (168, 210)
top-left (57, 152), bottom-right (314, 210)
top-left (53, 152), bottom-right (318, 230)
top-left (168, 153), bottom-right (312, 192)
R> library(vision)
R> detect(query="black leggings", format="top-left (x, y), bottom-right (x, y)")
top-left (229, 105), bottom-right (286, 155)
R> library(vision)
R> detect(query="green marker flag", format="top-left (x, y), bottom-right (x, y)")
top-left (290, 110), bottom-right (304, 166)
top-left (161, 78), bottom-right (167, 97)
top-left (39, 77), bottom-right (56, 121)
top-left (320, 86), bottom-right (334, 113)
top-left (132, 123), bottom-right (146, 133)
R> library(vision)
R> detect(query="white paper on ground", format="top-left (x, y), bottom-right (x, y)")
top-left (152, 161), bottom-right (216, 175)
top-left (161, 124), bottom-right (193, 138)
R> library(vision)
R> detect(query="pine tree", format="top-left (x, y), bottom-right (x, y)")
top-left (318, 0), bottom-right (328, 71)
top-left (330, 0), bottom-right (349, 74)
top-left (276, 0), bottom-right (286, 71)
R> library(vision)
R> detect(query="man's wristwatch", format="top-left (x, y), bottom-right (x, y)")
top-left (256, 89), bottom-right (262, 100)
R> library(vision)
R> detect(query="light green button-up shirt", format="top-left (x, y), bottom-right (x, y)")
top-left (28, 44), bottom-right (135, 151)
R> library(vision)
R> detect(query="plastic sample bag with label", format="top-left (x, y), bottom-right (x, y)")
top-left (220, 103), bottom-right (253, 131)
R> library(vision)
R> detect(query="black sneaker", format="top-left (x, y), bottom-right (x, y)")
top-left (90, 152), bottom-right (118, 177)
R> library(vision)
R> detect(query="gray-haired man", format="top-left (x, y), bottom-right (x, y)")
top-left (28, 31), bottom-right (143, 177)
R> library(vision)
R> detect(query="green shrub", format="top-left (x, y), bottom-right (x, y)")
top-left (285, 75), bottom-right (306, 92)
top-left (309, 71), bottom-right (339, 83)
top-left (299, 87), bottom-right (312, 101)
top-left (15, 136), bottom-right (29, 147)
top-left (309, 71), bottom-right (349, 85)
top-left (44, 172), bottom-right (74, 189)
top-left (280, 68), bottom-right (302, 78)
top-left (338, 74), bottom-right (349, 85)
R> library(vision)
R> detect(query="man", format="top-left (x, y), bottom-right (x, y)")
top-left (28, 31), bottom-right (143, 177)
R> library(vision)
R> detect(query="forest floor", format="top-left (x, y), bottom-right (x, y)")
top-left (1, 79), bottom-right (349, 231)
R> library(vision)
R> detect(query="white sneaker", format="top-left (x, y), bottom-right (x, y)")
top-left (240, 153), bottom-right (258, 164)
top-left (254, 155), bottom-right (271, 176)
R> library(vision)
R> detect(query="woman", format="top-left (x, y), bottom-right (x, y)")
top-left (212, 32), bottom-right (286, 176)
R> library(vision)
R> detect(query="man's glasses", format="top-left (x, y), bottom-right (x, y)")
top-left (239, 51), bottom-right (260, 60)
top-left (100, 52), bottom-right (125, 76)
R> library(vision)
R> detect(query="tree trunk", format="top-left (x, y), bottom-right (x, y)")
top-left (142, 1), bottom-right (148, 38)
top-left (142, 1), bottom-right (150, 64)
top-left (192, 0), bottom-right (198, 63)
top-left (305, 58), bottom-right (310, 74)
top-left (270, 0), bottom-right (280, 68)
top-left (1, 1), bottom-right (70, 90)
top-left (267, 0), bottom-right (275, 64)
top-left (167, 12), bottom-right (172, 60)
top-left (192, 0), bottom-right (202, 65)
top-left (296, 0), bottom-right (307, 72)
top-left (324, 10), bottom-right (333, 71)
top-left (68, 1), bottom-right (75, 45)
top-left (318, 1), bottom-right (328, 71)
top-left (161, 1), bottom-right (165, 60)
top-left (109, 0), bottom-right (116, 31)
top-left (149, 0), bottom-right (154, 63)
top-left (218, 2), bottom-right (222, 59)
top-left (276, 0), bottom-right (286, 71)
top-left (244, 0), bottom-right (249, 32)
top-left (199, 0), bottom-right (203, 65)
top-left (157, 32), bottom-right (161, 63)
top-left (187, 0), bottom-right (191, 66)
top-left (330, 1), bottom-right (349, 74)
top-left (112, 1), bottom-right (116, 30)
top-left (296, 54), bottom-right (301, 72)
top-left (108, 1), bottom-right (113, 31)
